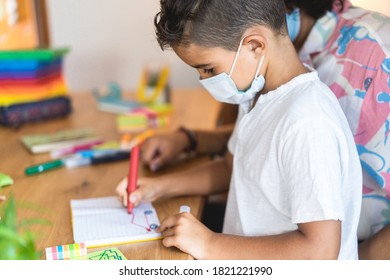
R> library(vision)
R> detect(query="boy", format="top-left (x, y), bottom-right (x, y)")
top-left (140, 0), bottom-right (390, 259)
top-left (116, 0), bottom-right (362, 259)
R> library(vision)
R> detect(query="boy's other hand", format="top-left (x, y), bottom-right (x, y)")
top-left (157, 212), bottom-right (215, 260)
top-left (141, 131), bottom-right (190, 171)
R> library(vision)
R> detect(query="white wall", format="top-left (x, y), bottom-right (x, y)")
top-left (47, 0), bottom-right (390, 92)
top-left (351, 0), bottom-right (390, 15)
top-left (46, 0), bottom-right (200, 92)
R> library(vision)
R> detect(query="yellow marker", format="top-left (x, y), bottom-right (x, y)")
top-left (94, 141), bottom-right (121, 150)
top-left (129, 130), bottom-right (155, 149)
top-left (120, 134), bottom-right (133, 150)
top-left (121, 134), bottom-right (132, 142)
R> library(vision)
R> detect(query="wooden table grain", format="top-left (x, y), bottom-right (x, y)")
top-left (0, 88), bottom-right (221, 260)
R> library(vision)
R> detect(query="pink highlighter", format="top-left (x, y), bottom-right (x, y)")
top-left (127, 145), bottom-right (140, 214)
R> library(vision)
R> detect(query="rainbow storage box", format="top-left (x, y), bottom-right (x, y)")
top-left (0, 48), bottom-right (72, 127)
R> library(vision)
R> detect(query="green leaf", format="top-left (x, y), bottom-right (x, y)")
top-left (2, 196), bottom-right (17, 231)
top-left (0, 227), bottom-right (28, 246)
top-left (0, 194), bottom-right (47, 260)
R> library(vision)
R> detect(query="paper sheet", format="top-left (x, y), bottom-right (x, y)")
top-left (71, 196), bottom-right (161, 247)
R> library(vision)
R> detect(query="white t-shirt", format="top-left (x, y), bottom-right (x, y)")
top-left (223, 71), bottom-right (362, 260)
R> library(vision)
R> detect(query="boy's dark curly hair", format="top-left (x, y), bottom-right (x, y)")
top-left (154, 0), bottom-right (288, 51)
top-left (284, 0), bottom-right (345, 19)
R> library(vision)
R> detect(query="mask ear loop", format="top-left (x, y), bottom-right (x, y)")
top-left (228, 37), bottom-right (246, 78)
top-left (254, 55), bottom-right (265, 79)
top-left (229, 35), bottom-right (265, 79)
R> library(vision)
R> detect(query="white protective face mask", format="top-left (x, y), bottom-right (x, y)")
top-left (199, 36), bottom-right (265, 104)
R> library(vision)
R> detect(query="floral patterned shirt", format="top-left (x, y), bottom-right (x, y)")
top-left (299, 0), bottom-right (390, 239)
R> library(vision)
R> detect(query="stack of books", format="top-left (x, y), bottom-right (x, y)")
top-left (0, 48), bottom-right (72, 127)
top-left (21, 128), bottom-right (100, 154)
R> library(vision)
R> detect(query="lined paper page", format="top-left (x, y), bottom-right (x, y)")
top-left (71, 196), bottom-right (161, 247)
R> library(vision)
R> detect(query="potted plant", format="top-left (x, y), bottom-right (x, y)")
top-left (0, 194), bottom-right (50, 260)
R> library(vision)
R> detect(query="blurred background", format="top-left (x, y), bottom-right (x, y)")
top-left (2, 0), bottom-right (390, 92)
top-left (46, 0), bottom-right (197, 92)
top-left (46, 0), bottom-right (390, 91)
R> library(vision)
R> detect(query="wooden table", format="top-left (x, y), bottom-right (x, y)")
top-left (0, 88), bottom-right (221, 260)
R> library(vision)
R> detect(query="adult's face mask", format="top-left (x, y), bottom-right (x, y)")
top-left (286, 8), bottom-right (301, 42)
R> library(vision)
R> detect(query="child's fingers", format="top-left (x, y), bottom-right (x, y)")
top-left (149, 157), bottom-right (164, 172)
top-left (129, 189), bottom-right (142, 207)
top-left (122, 194), bottom-right (127, 207)
top-left (129, 177), bottom-right (154, 206)
top-left (157, 214), bottom-right (180, 233)
top-left (161, 235), bottom-right (178, 248)
top-left (115, 177), bottom-right (128, 207)
top-left (115, 178), bottom-right (128, 197)
top-left (160, 226), bottom-right (182, 249)
top-left (161, 227), bottom-right (175, 238)
top-left (116, 193), bottom-right (126, 206)
top-left (141, 139), bottom-right (160, 163)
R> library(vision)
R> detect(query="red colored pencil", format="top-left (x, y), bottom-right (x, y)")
top-left (127, 145), bottom-right (140, 214)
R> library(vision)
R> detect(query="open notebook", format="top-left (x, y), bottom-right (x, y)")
top-left (70, 196), bottom-right (161, 248)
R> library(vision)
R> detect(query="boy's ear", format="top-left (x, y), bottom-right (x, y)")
top-left (244, 34), bottom-right (266, 57)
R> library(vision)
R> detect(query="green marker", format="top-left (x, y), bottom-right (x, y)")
top-left (25, 159), bottom-right (64, 176)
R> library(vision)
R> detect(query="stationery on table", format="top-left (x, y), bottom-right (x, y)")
top-left (25, 151), bottom-right (131, 175)
top-left (21, 128), bottom-right (99, 154)
top-left (137, 65), bottom-right (170, 103)
top-left (50, 139), bottom-right (104, 158)
top-left (70, 196), bottom-right (161, 248)
top-left (93, 82), bottom-right (140, 114)
top-left (75, 149), bottom-right (119, 159)
top-left (128, 129), bottom-right (155, 150)
top-left (23, 129), bottom-right (155, 175)
top-left (25, 159), bottom-right (64, 176)
top-left (0, 97), bottom-right (72, 128)
top-left (119, 130), bottom-right (154, 151)
top-left (96, 98), bottom-right (140, 114)
top-left (46, 243), bottom-right (127, 260)
top-left (46, 243), bottom-right (87, 260)
top-left (116, 104), bottom-right (172, 133)
top-left (127, 145), bottom-right (140, 214)
top-left (63, 151), bottom-right (130, 168)
top-left (120, 134), bottom-right (132, 149)
top-left (93, 81), bottom-right (173, 133)
top-left (84, 248), bottom-right (127, 260)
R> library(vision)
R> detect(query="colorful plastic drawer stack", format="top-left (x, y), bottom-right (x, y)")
top-left (0, 48), bottom-right (72, 127)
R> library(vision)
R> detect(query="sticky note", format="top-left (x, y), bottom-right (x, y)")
top-left (46, 243), bottom-right (87, 260)
top-left (86, 248), bottom-right (127, 260)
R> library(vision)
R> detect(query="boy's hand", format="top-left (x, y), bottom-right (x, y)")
top-left (115, 176), bottom-right (166, 207)
top-left (157, 212), bottom-right (215, 260)
top-left (142, 131), bottom-right (190, 171)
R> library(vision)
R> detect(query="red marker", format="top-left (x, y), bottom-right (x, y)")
top-left (127, 145), bottom-right (140, 214)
